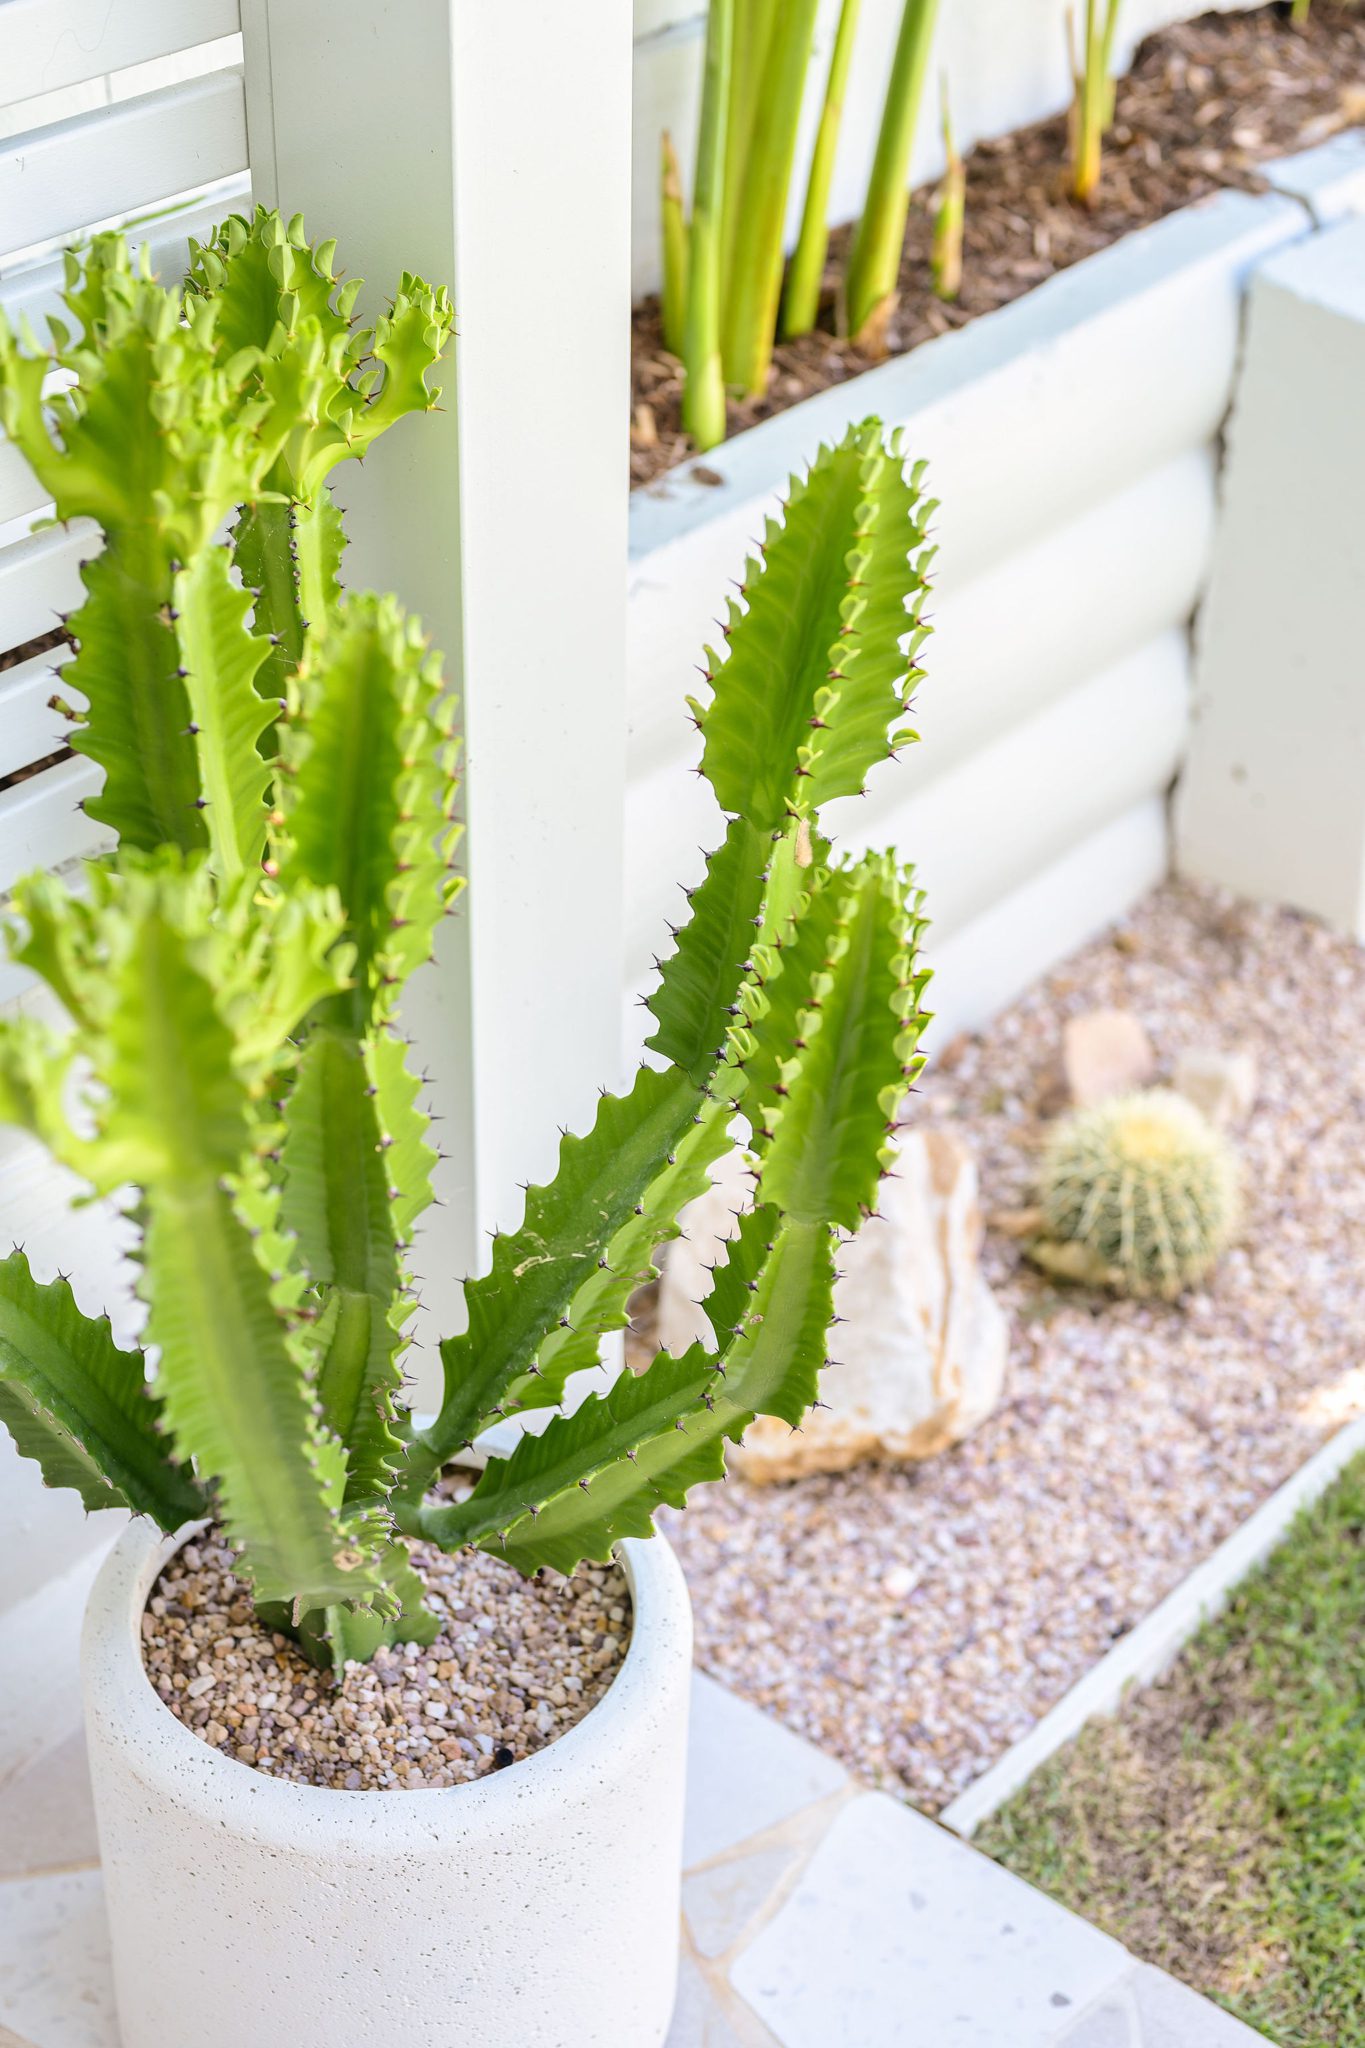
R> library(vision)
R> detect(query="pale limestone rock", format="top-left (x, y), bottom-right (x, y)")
top-left (1172, 1046), bottom-right (1258, 1127)
top-left (1063, 1008), bottom-right (1155, 1106)
top-left (659, 1131), bottom-right (1009, 1482)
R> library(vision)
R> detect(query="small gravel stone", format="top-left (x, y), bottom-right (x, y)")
top-left (142, 1525), bottom-right (631, 1791)
top-left (659, 882), bottom-right (1365, 1814)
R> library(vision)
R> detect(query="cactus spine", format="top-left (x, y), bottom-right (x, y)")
top-left (1035, 1089), bottom-right (1241, 1300)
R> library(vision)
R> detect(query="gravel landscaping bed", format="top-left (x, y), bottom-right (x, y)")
top-left (143, 1531), bottom-right (630, 1790)
top-left (662, 879), bottom-right (1365, 1813)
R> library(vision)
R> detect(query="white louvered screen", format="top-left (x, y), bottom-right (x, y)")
top-left (0, 0), bottom-right (252, 983)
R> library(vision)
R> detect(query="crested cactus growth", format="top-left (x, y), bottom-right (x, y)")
top-left (0, 213), bottom-right (937, 1672)
top-left (1033, 1089), bottom-right (1241, 1300)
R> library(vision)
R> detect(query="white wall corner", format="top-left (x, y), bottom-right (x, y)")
top-left (1177, 214), bottom-right (1365, 937)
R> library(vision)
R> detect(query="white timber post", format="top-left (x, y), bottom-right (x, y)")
top-left (240, 0), bottom-right (634, 1390)
top-left (1177, 215), bottom-right (1365, 936)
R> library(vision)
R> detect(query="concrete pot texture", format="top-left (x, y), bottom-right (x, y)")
top-left (83, 1517), bottom-right (692, 2048)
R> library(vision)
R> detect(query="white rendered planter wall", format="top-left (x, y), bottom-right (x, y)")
top-left (624, 170), bottom-right (1336, 1054)
top-left (84, 1519), bottom-right (692, 2048)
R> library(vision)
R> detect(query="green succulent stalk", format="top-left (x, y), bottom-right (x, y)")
top-left (844, 0), bottom-right (941, 351)
top-left (719, 0), bottom-right (821, 396)
top-left (780, 0), bottom-right (864, 341)
top-left (931, 76), bottom-right (966, 303)
top-left (682, 0), bottom-right (734, 451)
top-left (0, 220), bottom-right (938, 1675)
top-left (1067, 0), bottom-right (1122, 207)
top-left (1033, 1090), bottom-right (1241, 1300)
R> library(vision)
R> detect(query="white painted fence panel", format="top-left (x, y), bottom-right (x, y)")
top-left (0, 68), bottom-right (246, 258)
top-left (0, 437), bottom-right (47, 529)
top-left (0, 523), bottom-right (93, 650)
top-left (0, 753), bottom-right (106, 895)
top-left (0, 181), bottom-right (251, 333)
top-left (0, 646), bottom-right (70, 778)
top-left (0, 0), bottom-right (241, 102)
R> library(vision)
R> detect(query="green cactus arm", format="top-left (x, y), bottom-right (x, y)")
top-left (752, 852), bottom-right (931, 1228)
top-left (401, 1065), bottom-right (730, 1495)
top-left (412, 1208), bottom-right (836, 1574)
top-left (693, 420), bottom-right (933, 829)
top-left (229, 498), bottom-right (304, 706)
top-left (65, 546), bottom-right (207, 855)
top-left (327, 274), bottom-right (454, 484)
top-left (280, 593), bottom-right (460, 1030)
top-left (643, 818), bottom-right (775, 1082)
top-left (172, 550), bottom-right (276, 883)
top-left (279, 1026), bottom-right (405, 1510)
top-left (188, 209), bottom-right (453, 498)
top-left (369, 1027), bottom-right (439, 1242)
top-left (0, 239), bottom-right (277, 854)
top-left (231, 491), bottom-right (347, 712)
top-left (0, 1251), bottom-right (205, 1526)
top-left (94, 898), bottom-right (390, 1611)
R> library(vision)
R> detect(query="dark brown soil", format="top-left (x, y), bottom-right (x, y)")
top-left (631, 2), bottom-right (1365, 488)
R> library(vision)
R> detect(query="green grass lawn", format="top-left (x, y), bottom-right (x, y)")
top-left (979, 1452), bottom-right (1365, 2047)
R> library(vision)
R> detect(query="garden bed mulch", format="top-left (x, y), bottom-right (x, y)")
top-left (979, 1451), bottom-right (1365, 2047)
top-left (659, 879), bottom-right (1365, 1814)
top-left (631, 3), bottom-right (1365, 488)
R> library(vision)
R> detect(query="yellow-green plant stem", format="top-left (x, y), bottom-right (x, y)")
top-left (780, 0), bottom-right (864, 340)
top-left (682, 0), bottom-right (733, 450)
top-left (844, 0), bottom-right (942, 351)
top-left (660, 131), bottom-right (689, 357)
top-left (930, 75), bottom-right (965, 302)
top-left (1068, 0), bottom-right (1122, 206)
top-left (721, 0), bottom-right (780, 286)
top-left (1291, 0), bottom-right (1311, 21)
top-left (720, 0), bottom-right (821, 397)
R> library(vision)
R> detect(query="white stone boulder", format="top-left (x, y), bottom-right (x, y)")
top-left (658, 1130), bottom-right (1010, 1482)
top-left (1172, 1046), bottom-right (1258, 1128)
top-left (1062, 1007), bottom-right (1155, 1106)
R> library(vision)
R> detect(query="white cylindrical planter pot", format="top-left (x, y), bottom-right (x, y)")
top-left (84, 1521), bottom-right (692, 2048)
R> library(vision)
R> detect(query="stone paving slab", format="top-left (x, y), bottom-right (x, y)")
top-left (0, 1666), bottom-right (1274, 2048)
top-left (728, 1792), bottom-right (1131, 2048)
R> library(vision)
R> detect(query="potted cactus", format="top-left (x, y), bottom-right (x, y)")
top-left (0, 215), bottom-right (935, 2047)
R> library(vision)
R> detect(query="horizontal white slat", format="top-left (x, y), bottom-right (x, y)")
top-left (924, 798), bottom-right (1170, 1048)
top-left (0, 0), bottom-right (241, 105)
top-left (0, 174), bottom-right (251, 330)
top-left (0, 645), bottom-right (72, 777)
top-left (0, 68), bottom-right (246, 259)
top-left (0, 750), bottom-right (107, 894)
top-left (0, 436), bottom-right (47, 530)
top-left (0, 520), bottom-right (96, 649)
